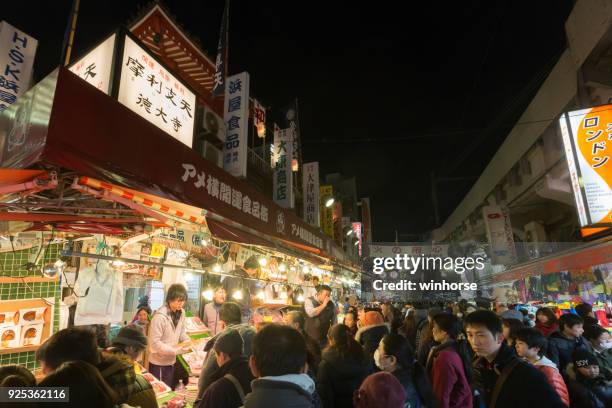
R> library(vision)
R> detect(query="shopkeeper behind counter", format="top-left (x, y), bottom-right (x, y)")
top-left (148, 283), bottom-right (191, 387)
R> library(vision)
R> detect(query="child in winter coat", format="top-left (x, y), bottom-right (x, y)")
top-left (566, 349), bottom-right (612, 408)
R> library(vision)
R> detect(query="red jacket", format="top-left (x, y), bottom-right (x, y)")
top-left (431, 348), bottom-right (473, 408)
top-left (536, 321), bottom-right (559, 337)
top-left (534, 356), bottom-right (570, 407)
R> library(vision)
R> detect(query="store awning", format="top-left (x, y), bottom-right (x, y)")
top-left (207, 218), bottom-right (276, 249)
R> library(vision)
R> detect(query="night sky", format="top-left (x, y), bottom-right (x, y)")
top-left (4, 0), bottom-right (574, 241)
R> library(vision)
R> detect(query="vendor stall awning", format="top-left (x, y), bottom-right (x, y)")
top-left (207, 218), bottom-right (276, 249)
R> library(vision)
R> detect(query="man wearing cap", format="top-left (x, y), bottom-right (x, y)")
top-left (566, 349), bottom-right (612, 408)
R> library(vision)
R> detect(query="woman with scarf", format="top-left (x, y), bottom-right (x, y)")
top-left (535, 307), bottom-right (559, 337)
top-left (427, 313), bottom-right (473, 408)
top-left (148, 284), bottom-right (191, 387)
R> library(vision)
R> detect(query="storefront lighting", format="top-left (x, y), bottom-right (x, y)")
top-left (279, 291), bottom-right (288, 300)
top-left (112, 259), bottom-right (126, 267)
top-left (324, 197), bottom-right (335, 208)
top-left (346, 229), bottom-right (354, 236)
top-left (290, 266), bottom-right (297, 272)
top-left (354, 240), bottom-right (359, 246)
top-left (279, 263), bottom-right (287, 272)
top-left (202, 288), bottom-right (214, 301)
top-left (185, 272), bottom-right (193, 280)
top-left (42, 263), bottom-right (59, 279)
top-left (258, 257), bottom-right (267, 267)
top-left (302, 265), bottom-right (309, 273)
top-left (212, 264), bottom-right (222, 273)
top-left (256, 290), bottom-right (266, 300)
top-left (297, 294), bottom-right (305, 302)
top-left (232, 289), bottom-right (243, 300)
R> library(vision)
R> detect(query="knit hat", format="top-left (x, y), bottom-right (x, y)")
top-left (573, 349), bottom-right (598, 368)
top-left (363, 311), bottom-right (385, 327)
top-left (354, 372), bottom-right (406, 408)
top-left (112, 325), bottom-right (147, 349)
top-left (501, 309), bottom-right (523, 321)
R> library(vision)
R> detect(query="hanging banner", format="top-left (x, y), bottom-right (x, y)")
top-left (482, 205), bottom-right (517, 265)
top-left (559, 106), bottom-right (612, 227)
top-left (352, 222), bottom-right (362, 256)
top-left (69, 33), bottom-right (116, 94)
top-left (0, 21), bottom-right (38, 111)
top-left (302, 162), bottom-right (320, 227)
top-left (118, 36), bottom-right (196, 148)
top-left (320, 185), bottom-right (334, 238)
top-left (223, 71), bottom-right (250, 178)
top-left (272, 127), bottom-right (294, 167)
top-left (254, 99), bottom-right (266, 138)
top-left (283, 100), bottom-right (300, 172)
top-left (211, 0), bottom-right (229, 97)
top-left (273, 132), bottom-right (294, 208)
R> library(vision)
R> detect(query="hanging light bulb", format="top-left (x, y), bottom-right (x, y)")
top-left (112, 259), bottom-right (126, 268)
top-left (256, 290), bottom-right (266, 300)
top-left (54, 259), bottom-right (67, 271)
top-left (279, 263), bottom-right (287, 272)
top-left (302, 265), bottom-right (309, 274)
top-left (232, 289), bottom-right (243, 300)
top-left (212, 263), bottom-right (222, 273)
top-left (290, 266), bottom-right (297, 272)
top-left (258, 257), bottom-right (267, 267)
top-left (202, 288), bottom-right (214, 301)
top-left (325, 197), bottom-right (335, 208)
top-left (297, 294), bottom-right (305, 302)
top-left (42, 263), bottom-right (59, 279)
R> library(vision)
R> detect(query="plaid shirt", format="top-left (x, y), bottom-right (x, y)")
top-left (97, 352), bottom-right (138, 402)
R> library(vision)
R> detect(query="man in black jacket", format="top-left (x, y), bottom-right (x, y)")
top-left (547, 313), bottom-right (589, 375)
top-left (197, 329), bottom-right (254, 408)
top-left (304, 285), bottom-right (335, 347)
top-left (465, 310), bottom-right (567, 408)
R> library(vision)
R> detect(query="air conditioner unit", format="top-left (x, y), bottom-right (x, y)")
top-left (199, 105), bottom-right (226, 142)
top-left (202, 141), bottom-right (223, 168)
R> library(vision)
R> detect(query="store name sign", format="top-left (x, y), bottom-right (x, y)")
top-left (559, 106), bottom-right (612, 227)
top-left (223, 72), bottom-right (249, 178)
top-left (0, 21), bottom-right (37, 111)
top-left (69, 34), bottom-right (116, 94)
top-left (118, 36), bottom-right (196, 148)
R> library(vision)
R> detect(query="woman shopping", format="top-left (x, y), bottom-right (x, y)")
top-left (148, 283), bottom-right (191, 387)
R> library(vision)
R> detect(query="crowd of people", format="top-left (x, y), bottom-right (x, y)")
top-left (2, 281), bottom-right (612, 408)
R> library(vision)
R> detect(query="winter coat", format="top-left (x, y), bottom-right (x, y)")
top-left (546, 332), bottom-right (589, 374)
top-left (535, 321), bottom-right (558, 337)
top-left (197, 323), bottom-right (256, 396)
top-left (472, 342), bottom-right (567, 408)
top-left (195, 357), bottom-right (254, 408)
top-left (392, 367), bottom-right (425, 408)
top-left (244, 373), bottom-right (322, 408)
top-left (586, 342), bottom-right (612, 377)
top-left (202, 302), bottom-right (223, 337)
top-left (533, 355), bottom-right (570, 406)
top-left (97, 352), bottom-right (157, 408)
top-left (355, 324), bottom-right (389, 356)
top-left (148, 305), bottom-right (189, 366)
top-left (429, 347), bottom-right (473, 408)
top-left (316, 348), bottom-right (370, 408)
top-left (566, 363), bottom-right (612, 408)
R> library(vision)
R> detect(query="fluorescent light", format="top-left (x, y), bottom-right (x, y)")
top-left (279, 263), bottom-right (287, 272)
top-left (325, 197), bottom-right (334, 208)
top-left (212, 264), bottom-right (222, 273)
top-left (232, 289), bottom-right (243, 300)
top-left (258, 258), bottom-right (267, 267)
top-left (346, 229), bottom-right (354, 236)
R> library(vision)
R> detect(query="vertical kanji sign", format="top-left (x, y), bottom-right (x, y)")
top-left (560, 106), bottom-right (612, 226)
top-left (223, 72), bottom-right (249, 178)
top-left (273, 130), bottom-right (294, 208)
top-left (302, 162), bottom-right (320, 227)
top-left (0, 22), bottom-right (37, 111)
top-left (69, 34), bottom-right (116, 94)
top-left (320, 185), bottom-right (334, 239)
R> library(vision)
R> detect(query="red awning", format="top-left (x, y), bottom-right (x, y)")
top-left (207, 218), bottom-right (277, 249)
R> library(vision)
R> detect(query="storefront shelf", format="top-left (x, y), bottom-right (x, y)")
top-left (0, 345), bottom-right (40, 355)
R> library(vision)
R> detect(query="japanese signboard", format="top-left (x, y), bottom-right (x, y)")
top-left (283, 100), bottom-right (300, 172)
top-left (482, 205), bottom-right (517, 265)
top-left (320, 185), bottom-right (334, 238)
top-left (254, 99), bottom-right (266, 138)
top-left (302, 162), bottom-right (320, 227)
top-left (272, 127), bottom-right (294, 167)
top-left (559, 106), bottom-right (612, 226)
top-left (118, 36), bottom-right (196, 147)
top-left (0, 22), bottom-right (37, 111)
top-left (352, 222), bottom-right (362, 256)
top-left (273, 132), bottom-right (294, 208)
top-left (333, 201), bottom-right (343, 247)
top-left (211, 0), bottom-right (229, 97)
top-left (223, 72), bottom-right (249, 178)
top-left (368, 244), bottom-right (449, 258)
top-left (69, 34), bottom-right (116, 94)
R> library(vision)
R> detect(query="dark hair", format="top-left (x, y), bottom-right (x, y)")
top-left (584, 325), bottom-right (608, 341)
top-left (515, 328), bottom-right (548, 356)
top-left (39, 328), bottom-right (100, 370)
top-left (463, 310), bottom-right (503, 336)
top-left (0, 365), bottom-right (36, 387)
top-left (286, 311), bottom-right (306, 331)
top-left (219, 302), bottom-right (242, 325)
top-left (136, 306), bottom-right (152, 316)
top-left (252, 324), bottom-right (307, 376)
top-left (432, 313), bottom-right (474, 384)
top-left (214, 329), bottom-right (244, 359)
top-left (382, 333), bottom-right (435, 407)
top-left (559, 313), bottom-right (583, 331)
top-left (502, 318), bottom-right (524, 342)
top-left (166, 283), bottom-right (188, 303)
top-left (39, 360), bottom-right (117, 408)
top-left (326, 324), bottom-right (364, 361)
top-left (317, 284), bottom-right (332, 293)
top-left (244, 255), bottom-right (260, 270)
top-left (535, 307), bottom-right (557, 325)
top-left (574, 303), bottom-right (593, 319)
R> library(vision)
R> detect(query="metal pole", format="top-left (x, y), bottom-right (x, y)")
top-left (61, 0), bottom-right (81, 66)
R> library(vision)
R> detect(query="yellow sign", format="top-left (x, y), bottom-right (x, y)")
top-left (320, 185), bottom-right (334, 239)
top-left (150, 243), bottom-right (167, 258)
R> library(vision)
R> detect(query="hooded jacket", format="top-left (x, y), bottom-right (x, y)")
top-left (355, 324), bottom-right (389, 356)
top-left (472, 342), bottom-right (567, 408)
top-left (566, 363), bottom-right (612, 408)
top-left (532, 355), bottom-right (570, 406)
top-left (546, 331), bottom-right (589, 374)
top-left (244, 373), bottom-right (321, 408)
top-left (316, 348), bottom-right (371, 408)
top-left (148, 305), bottom-right (189, 366)
top-left (195, 356), bottom-right (254, 408)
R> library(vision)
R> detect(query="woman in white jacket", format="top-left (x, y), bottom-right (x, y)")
top-left (148, 284), bottom-right (191, 386)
